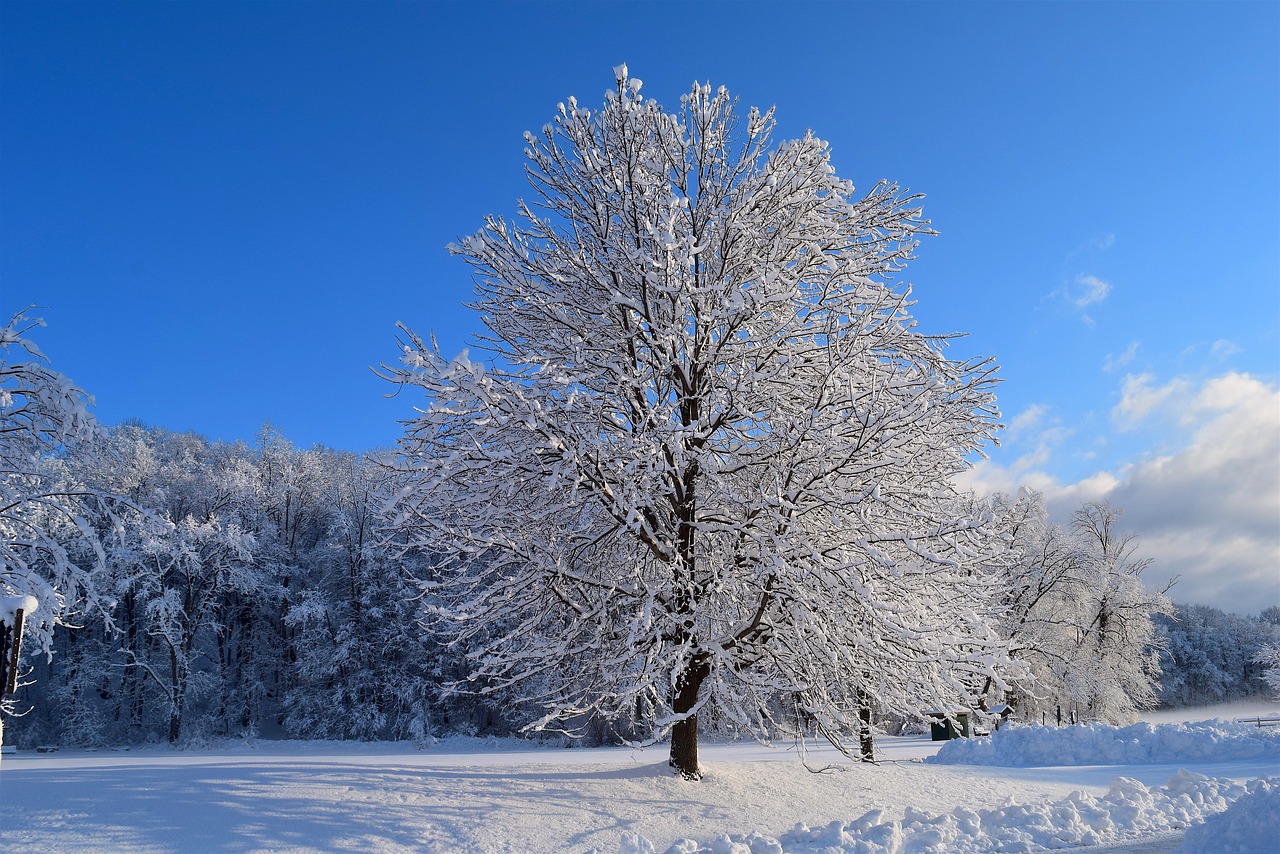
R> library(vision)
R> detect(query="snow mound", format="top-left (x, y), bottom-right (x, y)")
top-left (623, 771), bottom-right (1270, 854)
top-left (1179, 778), bottom-right (1280, 853)
top-left (0, 594), bottom-right (38, 622)
top-left (925, 720), bottom-right (1280, 767)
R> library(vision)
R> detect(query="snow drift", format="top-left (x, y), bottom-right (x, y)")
top-left (925, 719), bottom-right (1280, 767)
top-left (623, 771), bottom-right (1275, 854)
top-left (1180, 779), bottom-right (1280, 853)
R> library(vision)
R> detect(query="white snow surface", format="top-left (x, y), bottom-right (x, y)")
top-left (630, 770), bottom-right (1270, 854)
top-left (1, 711), bottom-right (1278, 853)
top-left (926, 719), bottom-right (1280, 767)
top-left (0, 593), bottom-right (38, 622)
top-left (1178, 778), bottom-right (1280, 853)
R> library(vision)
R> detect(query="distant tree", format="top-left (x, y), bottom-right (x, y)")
top-left (284, 450), bottom-right (442, 741)
top-left (984, 493), bottom-right (1172, 724)
top-left (1257, 646), bottom-right (1280, 699)
top-left (1064, 501), bottom-right (1173, 722)
top-left (385, 67), bottom-right (1008, 778)
top-left (1156, 604), bottom-right (1280, 706)
top-left (982, 489), bottom-right (1081, 712)
top-left (3, 413), bottom-right (456, 749)
top-left (56, 425), bottom-right (268, 743)
top-left (128, 514), bottom-right (259, 743)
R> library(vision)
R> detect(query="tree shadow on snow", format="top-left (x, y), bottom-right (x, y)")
top-left (0, 758), bottom-right (709, 852)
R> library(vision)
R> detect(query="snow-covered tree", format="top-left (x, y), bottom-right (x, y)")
top-left (284, 450), bottom-right (442, 741)
top-left (128, 514), bottom-right (259, 743)
top-left (981, 489), bottom-right (1083, 713)
top-left (1252, 645), bottom-right (1280, 699)
top-left (0, 310), bottom-right (147, 750)
top-left (1066, 502), bottom-right (1173, 722)
top-left (984, 493), bottom-right (1172, 724)
top-left (0, 310), bottom-right (112, 655)
top-left (1156, 604), bottom-right (1280, 707)
top-left (56, 425), bottom-right (268, 743)
top-left (385, 68), bottom-right (1008, 778)
top-left (2, 416), bottom-right (450, 748)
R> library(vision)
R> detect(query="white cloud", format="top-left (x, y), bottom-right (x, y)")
top-left (958, 406), bottom-right (1074, 495)
top-left (1102, 373), bottom-right (1280, 612)
top-left (1103, 341), bottom-right (1139, 373)
top-left (964, 372), bottom-right (1280, 617)
top-left (1049, 273), bottom-right (1113, 327)
top-left (1012, 425), bottom-right (1073, 470)
top-left (1210, 339), bottom-right (1242, 360)
top-left (1073, 274), bottom-right (1112, 308)
top-left (1111, 372), bottom-right (1191, 432)
top-left (1007, 404), bottom-right (1048, 437)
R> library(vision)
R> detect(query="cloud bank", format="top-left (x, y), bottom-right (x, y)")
top-left (962, 372), bottom-right (1280, 616)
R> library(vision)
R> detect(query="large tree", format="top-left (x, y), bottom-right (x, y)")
top-left (386, 68), bottom-right (1008, 778)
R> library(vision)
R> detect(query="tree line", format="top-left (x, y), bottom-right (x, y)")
top-left (1, 311), bottom-right (1274, 759)
top-left (3, 417), bottom-right (462, 747)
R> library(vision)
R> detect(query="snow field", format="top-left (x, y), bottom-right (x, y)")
top-left (1, 719), bottom-right (1277, 853)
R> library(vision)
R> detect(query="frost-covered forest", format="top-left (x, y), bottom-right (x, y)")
top-left (2, 413), bottom-right (457, 747)
top-left (1155, 604), bottom-right (1280, 708)
top-left (5, 289), bottom-right (1276, 755)
top-left (5, 402), bottom-right (1273, 750)
top-left (3, 69), bottom-right (1278, 761)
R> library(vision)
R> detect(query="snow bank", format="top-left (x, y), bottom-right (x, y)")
top-left (623, 771), bottom-right (1271, 854)
top-left (925, 720), bottom-right (1280, 767)
top-left (1179, 778), bottom-right (1280, 853)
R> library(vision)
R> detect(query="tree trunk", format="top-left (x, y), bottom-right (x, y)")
top-left (167, 645), bottom-right (183, 743)
top-left (857, 686), bottom-right (875, 762)
top-left (668, 658), bottom-right (709, 780)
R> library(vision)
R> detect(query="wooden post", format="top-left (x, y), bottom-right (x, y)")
top-left (1, 601), bottom-right (34, 763)
top-left (2, 608), bottom-right (26, 696)
top-left (0, 617), bottom-right (11, 696)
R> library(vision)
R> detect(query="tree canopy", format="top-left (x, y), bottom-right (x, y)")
top-left (385, 67), bottom-right (1008, 778)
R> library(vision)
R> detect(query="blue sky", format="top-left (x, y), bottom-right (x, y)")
top-left (2, 1), bottom-right (1277, 614)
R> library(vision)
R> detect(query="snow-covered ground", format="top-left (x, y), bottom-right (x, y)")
top-left (1, 704), bottom-right (1276, 853)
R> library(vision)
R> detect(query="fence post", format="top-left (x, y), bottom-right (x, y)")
top-left (1, 595), bottom-right (38, 697)
top-left (1, 610), bottom-right (21, 697)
